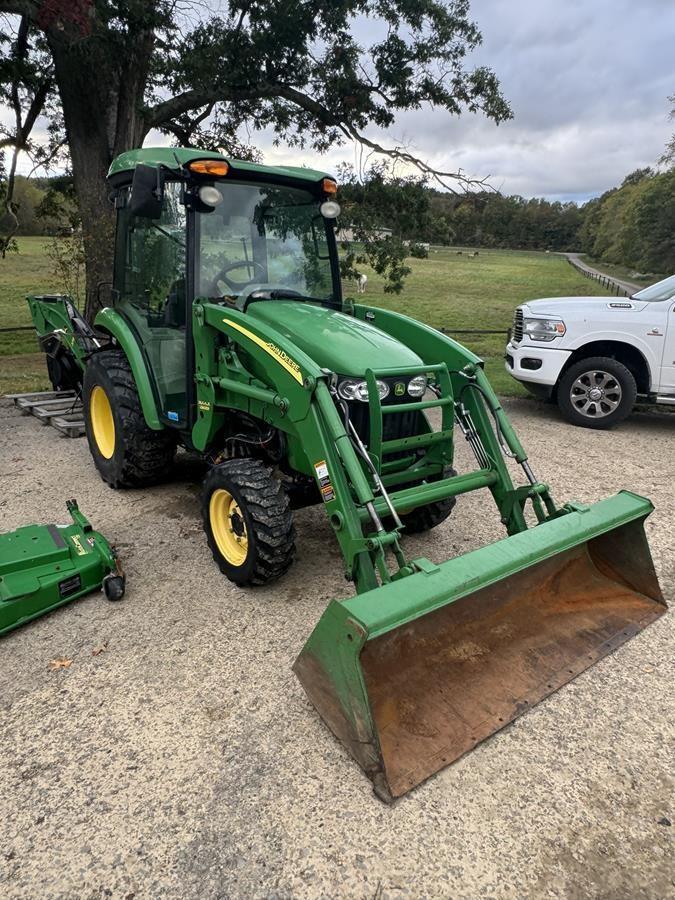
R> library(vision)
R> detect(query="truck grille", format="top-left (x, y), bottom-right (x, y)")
top-left (512, 308), bottom-right (524, 343)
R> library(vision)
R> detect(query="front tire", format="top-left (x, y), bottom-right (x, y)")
top-left (83, 350), bottom-right (176, 487)
top-left (557, 356), bottom-right (636, 429)
top-left (202, 459), bottom-right (295, 586)
top-left (399, 467), bottom-right (457, 534)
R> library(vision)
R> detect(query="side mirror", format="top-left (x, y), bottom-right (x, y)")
top-left (130, 164), bottom-right (164, 218)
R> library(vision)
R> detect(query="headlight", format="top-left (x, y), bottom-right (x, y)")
top-left (337, 378), bottom-right (390, 402)
top-left (523, 317), bottom-right (566, 342)
top-left (407, 375), bottom-right (428, 397)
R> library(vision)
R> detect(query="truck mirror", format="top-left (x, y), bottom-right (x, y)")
top-left (129, 164), bottom-right (164, 219)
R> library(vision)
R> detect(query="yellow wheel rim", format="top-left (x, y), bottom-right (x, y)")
top-left (90, 385), bottom-right (115, 459)
top-left (209, 488), bottom-right (249, 567)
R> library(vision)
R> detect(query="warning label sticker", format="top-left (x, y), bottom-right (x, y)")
top-left (70, 534), bottom-right (88, 556)
top-left (314, 460), bottom-right (335, 502)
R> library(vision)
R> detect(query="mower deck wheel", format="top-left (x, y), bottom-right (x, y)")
top-left (103, 574), bottom-right (126, 602)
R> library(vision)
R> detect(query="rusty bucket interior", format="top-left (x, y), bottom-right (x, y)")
top-left (358, 523), bottom-right (665, 800)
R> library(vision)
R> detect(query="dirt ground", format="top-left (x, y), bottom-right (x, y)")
top-left (0, 396), bottom-right (673, 899)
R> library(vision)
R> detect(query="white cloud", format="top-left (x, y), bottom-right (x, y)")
top-left (3, 0), bottom-right (673, 200)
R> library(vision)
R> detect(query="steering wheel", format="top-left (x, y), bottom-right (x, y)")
top-left (211, 259), bottom-right (266, 294)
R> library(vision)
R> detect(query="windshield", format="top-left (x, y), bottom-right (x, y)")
top-left (632, 274), bottom-right (675, 302)
top-left (197, 181), bottom-right (335, 303)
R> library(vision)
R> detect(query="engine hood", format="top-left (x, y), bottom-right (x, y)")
top-left (524, 296), bottom-right (649, 315)
top-left (247, 301), bottom-right (423, 374)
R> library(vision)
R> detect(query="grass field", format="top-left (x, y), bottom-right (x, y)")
top-left (0, 237), bottom-right (611, 395)
top-left (350, 245), bottom-right (610, 393)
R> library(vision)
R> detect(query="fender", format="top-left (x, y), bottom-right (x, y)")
top-left (565, 329), bottom-right (659, 389)
top-left (94, 307), bottom-right (163, 430)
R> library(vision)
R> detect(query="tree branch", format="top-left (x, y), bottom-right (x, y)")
top-left (145, 81), bottom-right (485, 192)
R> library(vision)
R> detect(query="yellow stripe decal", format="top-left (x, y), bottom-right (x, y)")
top-left (222, 318), bottom-right (303, 384)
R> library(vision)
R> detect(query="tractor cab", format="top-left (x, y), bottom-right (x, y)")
top-left (107, 148), bottom-right (342, 427)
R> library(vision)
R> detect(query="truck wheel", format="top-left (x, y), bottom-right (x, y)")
top-left (399, 467), bottom-right (457, 535)
top-left (557, 356), bottom-right (636, 429)
top-left (83, 350), bottom-right (176, 487)
top-left (202, 459), bottom-right (296, 586)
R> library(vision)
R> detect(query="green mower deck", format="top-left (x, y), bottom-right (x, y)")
top-left (0, 500), bottom-right (124, 636)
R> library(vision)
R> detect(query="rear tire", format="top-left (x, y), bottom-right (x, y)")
top-left (45, 344), bottom-right (82, 393)
top-left (202, 459), bottom-right (296, 586)
top-left (83, 350), bottom-right (176, 488)
top-left (399, 467), bottom-right (457, 535)
top-left (557, 356), bottom-right (636, 429)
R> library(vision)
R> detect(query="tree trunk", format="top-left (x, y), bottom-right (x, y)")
top-left (46, 24), bottom-right (153, 320)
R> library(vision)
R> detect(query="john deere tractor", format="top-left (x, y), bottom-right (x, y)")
top-left (27, 148), bottom-right (665, 801)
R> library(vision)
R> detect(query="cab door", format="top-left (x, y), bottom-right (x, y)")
top-left (113, 181), bottom-right (189, 425)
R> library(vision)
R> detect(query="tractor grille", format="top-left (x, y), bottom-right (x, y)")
top-left (348, 402), bottom-right (423, 461)
top-left (512, 307), bottom-right (524, 343)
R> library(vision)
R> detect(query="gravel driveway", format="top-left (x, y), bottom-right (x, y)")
top-left (0, 396), bottom-right (672, 899)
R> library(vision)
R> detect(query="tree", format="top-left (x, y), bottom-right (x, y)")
top-left (0, 12), bottom-right (57, 255)
top-left (336, 162), bottom-right (438, 293)
top-left (0, 0), bottom-right (511, 317)
top-left (660, 93), bottom-right (674, 168)
top-left (628, 170), bottom-right (675, 273)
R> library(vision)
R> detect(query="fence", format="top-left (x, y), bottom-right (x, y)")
top-left (566, 256), bottom-right (632, 297)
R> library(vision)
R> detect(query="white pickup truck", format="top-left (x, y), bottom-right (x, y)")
top-left (506, 274), bottom-right (675, 428)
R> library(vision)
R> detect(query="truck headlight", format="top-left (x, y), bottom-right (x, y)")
top-left (337, 378), bottom-right (390, 402)
top-left (523, 317), bottom-right (566, 342)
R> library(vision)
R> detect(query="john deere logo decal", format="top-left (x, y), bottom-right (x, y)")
top-left (222, 318), bottom-right (303, 384)
top-left (394, 382), bottom-right (406, 396)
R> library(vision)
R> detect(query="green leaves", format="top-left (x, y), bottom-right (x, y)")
top-left (581, 168), bottom-right (675, 274)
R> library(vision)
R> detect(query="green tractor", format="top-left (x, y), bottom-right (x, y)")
top-left (27, 148), bottom-right (665, 801)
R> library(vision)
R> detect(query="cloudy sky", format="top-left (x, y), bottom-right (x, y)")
top-left (3, 0), bottom-right (674, 202)
top-left (256, 0), bottom-right (674, 202)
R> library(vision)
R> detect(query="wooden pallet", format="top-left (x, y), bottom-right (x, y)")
top-left (5, 390), bottom-right (85, 437)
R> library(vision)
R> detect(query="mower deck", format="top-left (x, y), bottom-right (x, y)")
top-left (0, 501), bottom-right (123, 635)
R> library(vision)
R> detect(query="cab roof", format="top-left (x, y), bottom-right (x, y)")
top-left (108, 147), bottom-right (332, 186)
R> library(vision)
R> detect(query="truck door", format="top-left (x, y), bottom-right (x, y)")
top-left (659, 299), bottom-right (675, 394)
top-left (113, 181), bottom-right (188, 425)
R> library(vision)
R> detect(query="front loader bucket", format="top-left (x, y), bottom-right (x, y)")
top-left (294, 492), bottom-right (666, 801)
